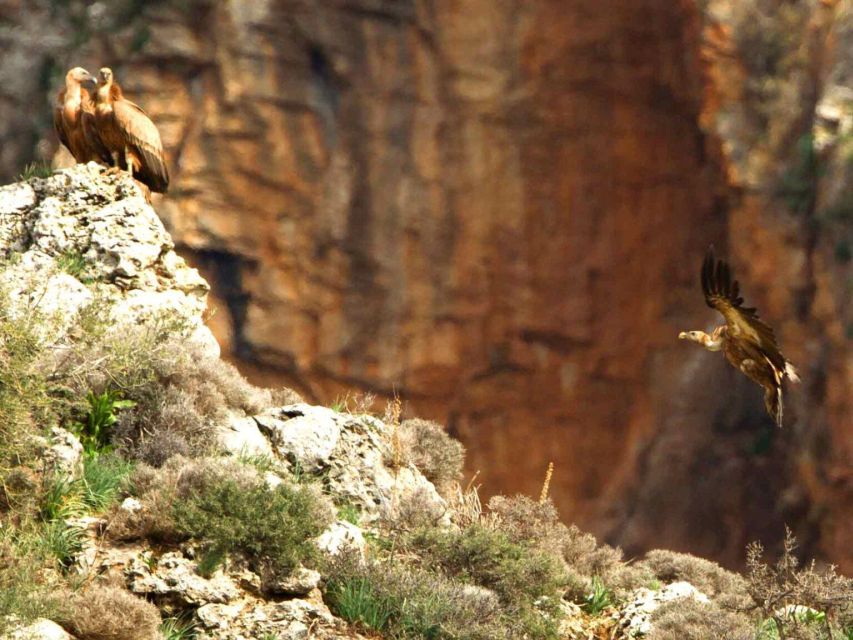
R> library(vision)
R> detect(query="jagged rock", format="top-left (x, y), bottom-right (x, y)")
top-left (196, 596), bottom-right (351, 640)
top-left (2, 619), bottom-right (74, 640)
top-left (258, 404), bottom-right (446, 523)
top-left (265, 567), bottom-right (321, 597)
top-left (31, 428), bottom-right (83, 479)
top-left (316, 520), bottom-right (366, 558)
top-left (119, 497), bottom-right (143, 513)
top-left (0, 163), bottom-right (217, 358)
top-left (127, 551), bottom-right (241, 606)
top-left (216, 414), bottom-right (273, 458)
top-left (616, 581), bottom-right (710, 636)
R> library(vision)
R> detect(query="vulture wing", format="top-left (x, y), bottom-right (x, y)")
top-left (113, 99), bottom-right (169, 192)
top-left (53, 91), bottom-right (71, 154)
top-left (701, 247), bottom-right (786, 372)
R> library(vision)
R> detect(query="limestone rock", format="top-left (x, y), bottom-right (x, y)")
top-left (195, 596), bottom-right (357, 640)
top-left (316, 520), bottom-right (366, 558)
top-left (33, 428), bottom-right (83, 479)
top-left (616, 581), bottom-right (710, 636)
top-left (127, 552), bottom-right (241, 606)
top-left (258, 404), bottom-right (446, 524)
top-left (2, 619), bottom-right (74, 640)
top-left (264, 567), bottom-right (321, 597)
top-left (0, 163), bottom-right (216, 358)
top-left (217, 414), bottom-right (273, 458)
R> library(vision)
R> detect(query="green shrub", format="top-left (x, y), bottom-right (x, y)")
top-left (80, 452), bottom-right (135, 512)
top-left (487, 495), bottom-right (651, 601)
top-left (17, 161), bottom-right (53, 181)
top-left (38, 519), bottom-right (85, 569)
top-left (325, 552), bottom-right (505, 640)
top-left (172, 468), bottom-right (333, 575)
top-left (408, 523), bottom-right (565, 639)
top-left (583, 576), bottom-right (613, 615)
top-left (160, 614), bottom-right (196, 640)
top-left (71, 390), bottom-right (135, 454)
top-left (0, 533), bottom-right (67, 633)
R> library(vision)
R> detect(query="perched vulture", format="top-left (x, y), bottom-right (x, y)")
top-left (54, 67), bottom-right (111, 165)
top-left (679, 247), bottom-right (800, 427)
top-left (94, 67), bottom-right (169, 193)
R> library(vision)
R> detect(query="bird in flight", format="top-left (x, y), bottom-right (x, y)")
top-left (679, 247), bottom-right (800, 426)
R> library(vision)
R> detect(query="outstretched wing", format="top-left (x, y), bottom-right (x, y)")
top-left (701, 247), bottom-right (786, 372)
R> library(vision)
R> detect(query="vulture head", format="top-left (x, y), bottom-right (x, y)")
top-left (65, 67), bottom-right (94, 86)
top-left (97, 67), bottom-right (114, 87)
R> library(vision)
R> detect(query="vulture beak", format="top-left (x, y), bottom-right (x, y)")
top-left (83, 72), bottom-right (96, 85)
top-left (678, 332), bottom-right (688, 340)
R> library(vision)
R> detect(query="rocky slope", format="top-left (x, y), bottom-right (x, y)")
top-left (0, 0), bottom-right (850, 572)
top-left (0, 165), bottom-right (850, 640)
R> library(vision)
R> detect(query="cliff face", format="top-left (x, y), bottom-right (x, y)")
top-left (0, 0), bottom-right (850, 571)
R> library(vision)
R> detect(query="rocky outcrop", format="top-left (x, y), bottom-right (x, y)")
top-left (0, 1), bottom-right (850, 572)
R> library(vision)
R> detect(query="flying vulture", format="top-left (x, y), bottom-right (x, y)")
top-left (94, 67), bottom-right (169, 193)
top-left (54, 67), bottom-right (111, 165)
top-left (679, 247), bottom-right (800, 427)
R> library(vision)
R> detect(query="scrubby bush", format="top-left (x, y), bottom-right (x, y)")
top-left (62, 583), bottom-right (161, 640)
top-left (408, 523), bottom-right (566, 637)
top-left (398, 418), bottom-right (465, 493)
top-left (745, 529), bottom-right (853, 640)
top-left (110, 456), bottom-right (333, 577)
top-left (0, 533), bottom-right (67, 633)
top-left (325, 551), bottom-right (506, 640)
top-left (487, 494), bottom-right (651, 601)
top-left (173, 472), bottom-right (333, 575)
top-left (647, 597), bottom-right (754, 640)
top-left (642, 549), bottom-right (749, 608)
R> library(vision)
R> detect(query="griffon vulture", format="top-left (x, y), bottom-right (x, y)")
top-left (679, 247), bottom-right (800, 427)
top-left (94, 67), bottom-right (169, 193)
top-left (54, 67), bottom-right (111, 165)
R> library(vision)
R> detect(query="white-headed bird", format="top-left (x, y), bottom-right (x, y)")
top-left (679, 247), bottom-right (800, 426)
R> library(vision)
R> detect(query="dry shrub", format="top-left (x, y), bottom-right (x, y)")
top-left (398, 418), bottom-right (465, 493)
top-left (379, 486), bottom-right (447, 532)
top-left (325, 551), bottom-right (506, 640)
top-left (487, 495), bottom-right (651, 600)
top-left (642, 549), bottom-right (749, 607)
top-left (62, 583), bottom-right (161, 640)
top-left (646, 597), bottom-right (754, 640)
top-left (109, 337), bottom-right (296, 465)
top-left (745, 528), bottom-right (853, 638)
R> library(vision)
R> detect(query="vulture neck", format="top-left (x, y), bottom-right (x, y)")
top-left (700, 331), bottom-right (724, 352)
top-left (96, 82), bottom-right (118, 110)
top-left (62, 81), bottom-right (83, 121)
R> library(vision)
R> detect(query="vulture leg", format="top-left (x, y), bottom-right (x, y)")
top-left (111, 151), bottom-right (121, 168)
top-left (124, 147), bottom-right (134, 177)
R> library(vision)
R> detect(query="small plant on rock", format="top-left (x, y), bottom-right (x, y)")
top-left (72, 389), bottom-right (135, 455)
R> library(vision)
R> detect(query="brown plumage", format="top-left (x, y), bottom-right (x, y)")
top-left (679, 247), bottom-right (800, 427)
top-left (94, 67), bottom-right (169, 193)
top-left (54, 67), bottom-right (111, 165)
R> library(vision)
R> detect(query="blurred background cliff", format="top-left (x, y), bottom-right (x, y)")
top-left (0, 0), bottom-right (850, 571)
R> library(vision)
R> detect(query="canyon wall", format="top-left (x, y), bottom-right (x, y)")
top-left (0, 0), bottom-right (849, 570)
